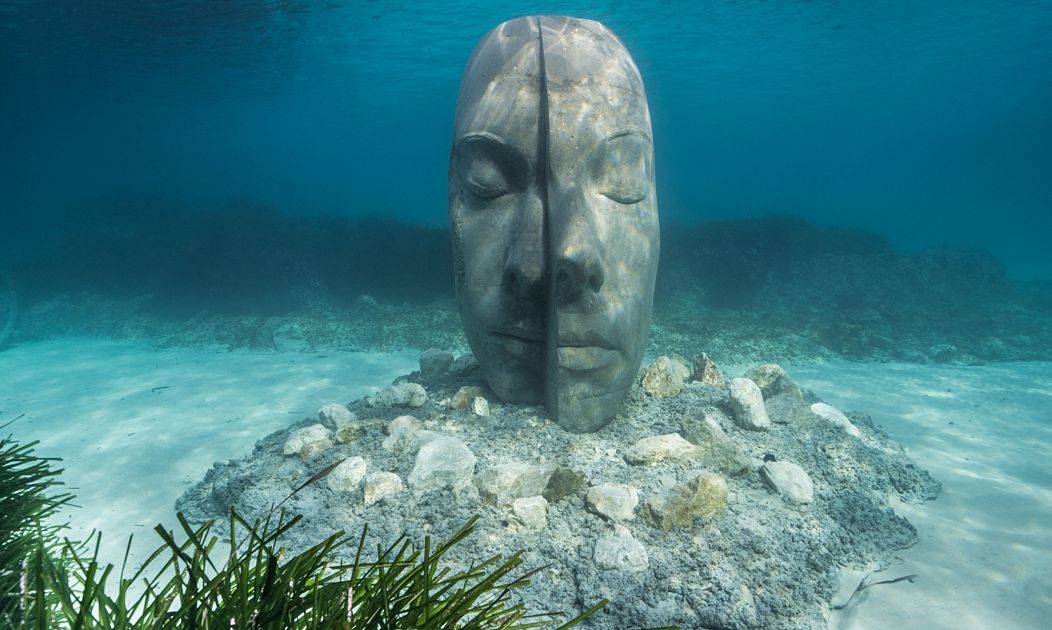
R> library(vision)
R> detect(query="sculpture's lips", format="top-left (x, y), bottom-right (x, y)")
top-left (556, 346), bottom-right (620, 371)
top-left (490, 330), bottom-right (543, 360)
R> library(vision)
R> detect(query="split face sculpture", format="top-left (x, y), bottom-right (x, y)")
top-left (449, 16), bottom-right (659, 433)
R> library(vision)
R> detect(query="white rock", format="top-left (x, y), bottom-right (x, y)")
top-left (623, 433), bottom-right (701, 465)
top-left (380, 415), bottom-right (421, 452)
top-left (368, 382), bottom-right (427, 408)
top-left (476, 462), bottom-right (554, 505)
top-left (282, 424), bottom-right (333, 460)
top-left (586, 483), bottom-right (639, 521)
top-left (508, 496), bottom-right (548, 531)
top-left (318, 404), bottom-right (357, 431)
top-left (327, 457), bottom-right (368, 493)
top-left (407, 435), bottom-right (477, 494)
top-left (593, 524), bottom-right (648, 573)
top-left (810, 402), bottom-right (861, 437)
top-left (760, 461), bottom-right (814, 504)
top-left (364, 472), bottom-right (404, 506)
top-left (728, 378), bottom-right (770, 431)
top-left (471, 396), bottom-right (490, 417)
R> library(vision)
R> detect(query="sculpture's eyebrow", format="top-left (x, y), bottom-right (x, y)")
top-left (605, 128), bottom-right (652, 144)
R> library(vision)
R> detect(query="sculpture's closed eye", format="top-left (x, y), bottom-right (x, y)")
top-left (594, 132), bottom-right (652, 205)
top-left (462, 158), bottom-right (511, 199)
top-left (456, 133), bottom-right (529, 202)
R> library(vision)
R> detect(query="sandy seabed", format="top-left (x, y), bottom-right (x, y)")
top-left (1, 337), bottom-right (1049, 629)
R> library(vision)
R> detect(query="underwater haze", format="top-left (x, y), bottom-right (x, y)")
top-left (2, 0), bottom-right (1051, 279)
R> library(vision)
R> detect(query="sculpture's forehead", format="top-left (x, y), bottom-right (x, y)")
top-left (454, 16), bottom-right (650, 139)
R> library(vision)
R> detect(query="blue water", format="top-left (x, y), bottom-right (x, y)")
top-left (2, 0), bottom-right (1051, 278)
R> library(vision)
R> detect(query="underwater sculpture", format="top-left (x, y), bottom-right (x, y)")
top-left (449, 16), bottom-right (659, 432)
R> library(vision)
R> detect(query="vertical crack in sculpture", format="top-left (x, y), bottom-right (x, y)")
top-left (536, 18), bottom-right (561, 423)
top-left (450, 16), bottom-right (660, 433)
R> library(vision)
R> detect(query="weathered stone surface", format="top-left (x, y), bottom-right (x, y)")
top-left (680, 410), bottom-right (753, 476)
top-left (318, 404), bottom-right (356, 431)
top-left (364, 472), bottom-right (404, 506)
top-left (728, 378), bottom-right (770, 431)
top-left (382, 415), bottom-right (421, 453)
top-left (810, 402), bottom-right (861, 437)
top-left (764, 392), bottom-right (809, 425)
top-left (586, 483), bottom-right (639, 521)
top-left (641, 356), bottom-right (685, 398)
top-left (593, 524), bottom-right (648, 573)
top-left (508, 496), bottom-right (548, 531)
top-left (476, 462), bottom-right (555, 505)
top-left (407, 435), bottom-right (477, 494)
top-left (272, 322), bottom-right (307, 352)
top-left (691, 352), bottom-right (726, 387)
top-left (543, 466), bottom-right (587, 503)
top-left (320, 404), bottom-right (366, 443)
top-left (451, 353), bottom-right (479, 376)
top-left (419, 348), bottom-right (454, 379)
top-left (760, 460), bottom-right (814, 504)
top-left (327, 457), bottom-right (368, 493)
top-left (642, 473), bottom-right (728, 531)
top-left (471, 396), bottom-right (490, 417)
top-left (453, 386), bottom-right (487, 410)
top-left (623, 433), bottom-right (701, 465)
top-left (743, 364), bottom-right (802, 399)
top-left (368, 382), bottom-right (427, 408)
top-left (669, 354), bottom-right (691, 382)
top-left (282, 424), bottom-right (333, 460)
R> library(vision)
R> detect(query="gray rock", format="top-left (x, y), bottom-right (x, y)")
top-left (690, 352), bottom-right (726, 387)
top-left (476, 462), bottom-right (555, 505)
top-left (451, 353), bottom-right (479, 376)
top-left (728, 378), bottom-right (770, 431)
top-left (810, 402), bottom-right (861, 437)
top-left (593, 524), bottom-right (648, 573)
top-left (764, 392), bottom-right (809, 425)
top-left (282, 424), bottom-right (333, 460)
top-left (382, 415), bottom-right (422, 453)
top-left (928, 343), bottom-right (960, 363)
top-left (318, 404), bottom-right (365, 443)
top-left (272, 322), bottom-right (307, 352)
top-left (543, 466), bottom-right (587, 503)
top-left (680, 410), bottom-right (752, 475)
top-left (743, 364), bottom-right (802, 399)
top-left (407, 435), bottom-right (477, 494)
top-left (363, 472), bottom-right (404, 506)
top-left (368, 382), bottom-right (427, 408)
top-left (760, 460), bottom-right (814, 504)
top-left (327, 457), bottom-right (368, 493)
top-left (623, 433), bottom-right (701, 465)
top-left (586, 482), bottom-right (639, 521)
top-left (508, 496), bottom-right (548, 531)
top-left (318, 404), bottom-right (356, 431)
top-left (641, 356), bottom-right (685, 398)
top-left (419, 348), bottom-right (454, 379)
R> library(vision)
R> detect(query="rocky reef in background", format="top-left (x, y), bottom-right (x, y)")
top-left (176, 349), bottom-right (939, 629)
top-left (4, 194), bottom-right (1050, 363)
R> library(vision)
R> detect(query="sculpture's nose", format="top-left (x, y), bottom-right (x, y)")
top-left (553, 192), bottom-right (604, 308)
top-left (503, 197), bottom-right (547, 304)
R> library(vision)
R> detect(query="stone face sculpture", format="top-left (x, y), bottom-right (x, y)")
top-left (449, 16), bottom-right (659, 433)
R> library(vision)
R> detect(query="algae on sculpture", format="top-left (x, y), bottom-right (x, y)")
top-left (449, 16), bottom-right (660, 432)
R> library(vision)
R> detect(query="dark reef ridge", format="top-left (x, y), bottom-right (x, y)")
top-left (5, 195), bottom-right (1050, 364)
